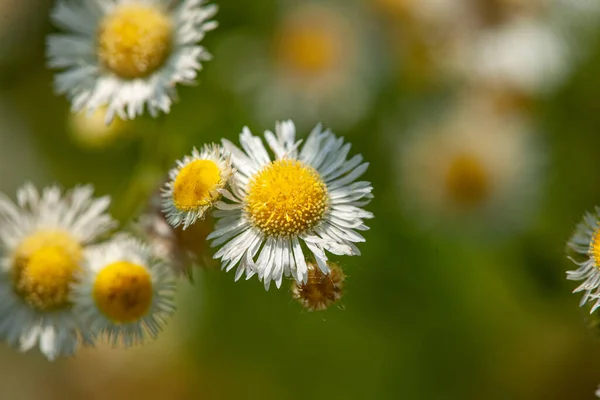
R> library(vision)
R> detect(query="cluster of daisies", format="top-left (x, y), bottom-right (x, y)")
top-left (0, 120), bottom-right (372, 360)
top-left (161, 120), bottom-right (372, 293)
top-left (0, 0), bottom-right (373, 362)
top-left (0, 184), bottom-right (175, 360)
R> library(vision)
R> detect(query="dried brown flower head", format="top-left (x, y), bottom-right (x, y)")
top-left (291, 262), bottom-right (345, 312)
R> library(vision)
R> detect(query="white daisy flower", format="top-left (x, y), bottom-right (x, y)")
top-left (465, 16), bottom-right (570, 96)
top-left (73, 235), bottom-right (176, 347)
top-left (0, 183), bottom-right (116, 360)
top-left (208, 120), bottom-right (374, 290)
top-left (566, 207), bottom-right (600, 312)
top-left (224, 1), bottom-right (381, 129)
top-left (162, 144), bottom-right (233, 230)
top-left (398, 95), bottom-right (542, 236)
top-left (46, 0), bottom-right (218, 123)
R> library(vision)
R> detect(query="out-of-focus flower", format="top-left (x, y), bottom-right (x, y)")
top-left (398, 96), bottom-right (541, 236)
top-left (228, 2), bottom-right (381, 129)
top-left (373, 0), bottom-right (594, 97)
top-left (68, 107), bottom-right (129, 149)
top-left (162, 144), bottom-right (232, 230)
top-left (73, 235), bottom-right (176, 347)
top-left (137, 189), bottom-right (213, 279)
top-left (46, 0), bottom-right (218, 123)
top-left (291, 261), bottom-right (345, 312)
top-left (460, 16), bottom-right (570, 96)
top-left (566, 208), bottom-right (600, 312)
top-left (209, 120), bottom-right (373, 289)
top-left (0, 183), bottom-right (116, 360)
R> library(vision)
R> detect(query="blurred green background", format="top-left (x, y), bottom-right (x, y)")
top-left (1, 0), bottom-right (600, 399)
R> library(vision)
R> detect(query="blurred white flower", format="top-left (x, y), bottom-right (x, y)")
top-left (398, 96), bottom-right (542, 236)
top-left (464, 17), bottom-right (570, 95)
top-left (46, 0), bottom-right (218, 123)
top-left (0, 183), bottom-right (116, 360)
top-left (225, 2), bottom-right (381, 129)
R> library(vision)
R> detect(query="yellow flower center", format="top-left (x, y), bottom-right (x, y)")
top-left (97, 4), bottom-right (173, 79)
top-left (445, 153), bottom-right (490, 207)
top-left (590, 229), bottom-right (600, 268)
top-left (173, 159), bottom-right (222, 212)
top-left (277, 24), bottom-right (339, 75)
top-left (93, 261), bottom-right (153, 323)
top-left (245, 159), bottom-right (329, 237)
top-left (12, 231), bottom-right (82, 311)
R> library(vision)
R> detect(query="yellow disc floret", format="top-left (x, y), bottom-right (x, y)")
top-left (445, 153), bottom-right (490, 207)
top-left (93, 261), bottom-right (153, 323)
top-left (173, 159), bottom-right (222, 212)
top-left (591, 230), bottom-right (600, 269)
top-left (97, 4), bottom-right (173, 79)
top-left (245, 159), bottom-right (329, 237)
top-left (12, 231), bottom-right (82, 311)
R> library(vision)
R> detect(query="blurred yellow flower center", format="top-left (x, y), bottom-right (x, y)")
top-left (278, 25), bottom-right (339, 75)
top-left (12, 231), bottom-right (82, 311)
top-left (173, 159), bottom-right (222, 212)
top-left (97, 4), bottom-right (173, 79)
top-left (93, 261), bottom-right (153, 323)
top-left (245, 159), bottom-right (329, 237)
top-left (70, 107), bottom-right (125, 148)
top-left (445, 153), bottom-right (490, 207)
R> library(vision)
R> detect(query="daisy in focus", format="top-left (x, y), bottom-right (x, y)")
top-left (566, 208), bottom-right (600, 312)
top-left (0, 183), bottom-right (116, 360)
top-left (208, 120), bottom-right (373, 289)
top-left (229, 2), bottom-right (379, 129)
top-left (46, 0), bottom-right (218, 123)
top-left (162, 144), bottom-right (233, 230)
top-left (398, 96), bottom-right (541, 236)
top-left (73, 235), bottom-right (176, 347)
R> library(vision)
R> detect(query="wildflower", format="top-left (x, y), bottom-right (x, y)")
top-left (0, 183), bottom-right (115, 359)
top-left (229, 2), bottom-right (379, 129)
top-left (208, 120), bottom-right (373, 289)
top-left (566, 208), bottom-right (600, 311)
top-left (398, 96), bottom-right (541, 236)
top-left (73, 236), bottom-right (176, 346)
top-left (47, 0), bottom-right (218, 123)
top-left (465, 16), bottom-right (570, 96)
top-left (162, 144), bottom-right (233, 230)
top-left (291, 261), bottom-right (345, 312)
